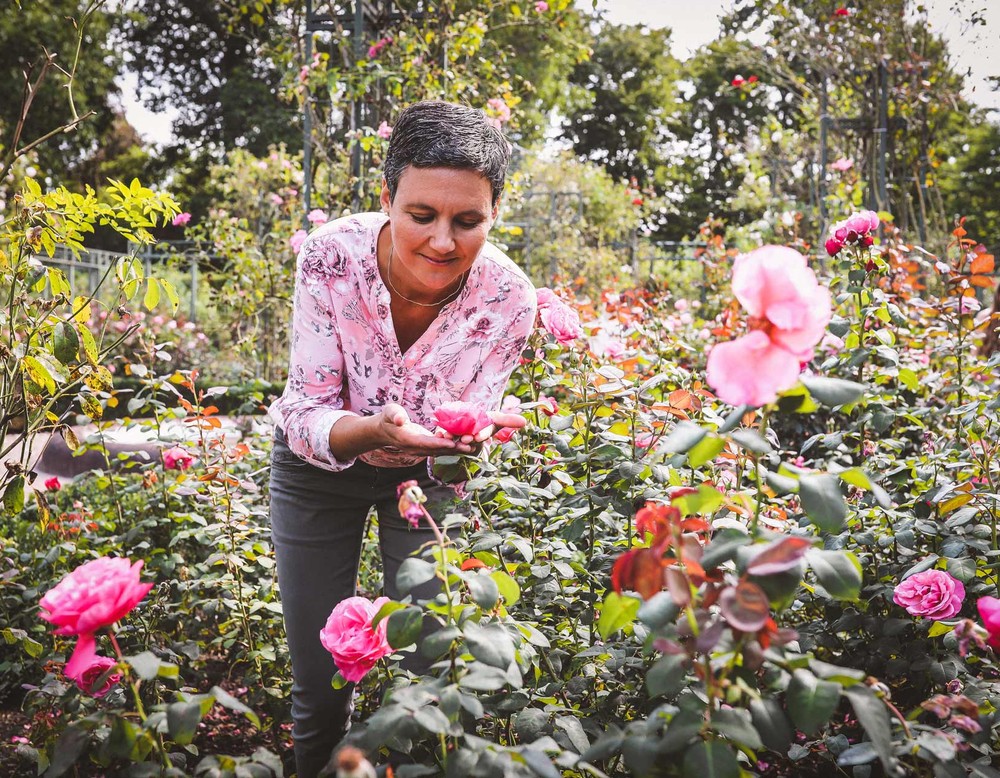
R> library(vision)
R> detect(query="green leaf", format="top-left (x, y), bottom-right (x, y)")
top-left (396, 557), bottom-right (436, 595)
top-left (712, 708), bottom-right (762, 750)
top-left (687, 434), bottom-right (725, 467)
top-left (167, 701), bottom-right (203, 745)
top-left (467, 572), bottom-right (500, 609)
top-left (386, 606), bottom-right (423, 649)
top-left (636, 591), bottom-right (680, 629)
top-left (646, 654), bottom-right (686, 698)
top-left (52, 322), bottom-right (80, 364)
top-left (660, 421), bottom-right (708, 454)
top-left (897, 367), bottom-right (919, 392)
top-left (412, 705), bottom-right (451, 735)
top-left (807, 549), bottom-right (862, 600)
top-left (372, 600), bottom-right (407, 627)
top-left (126, 651), bottom-right (163, 681)
top-left (927, 621), bottom-right (953, 638)
top-left (682, 739), bottom-right (740, 778)
top-left (464, 621), bottom-right (514, 669)
top-left (749, 697), bottom-right (792, 753)
top-left (143, 278), bottom-right (160, 311)
top-left (731, 429), bottom-right (772, 454)
top-left (836, 467), bottom-right (892, 508)
top-left (597, 591), bottom-right (640, 639)
top-left (47, 722), bottom-right (91, 777)
top-left (491, 570), bottom-right (520, 606)
top-left (700, 529), bottom-right (751, 570)
top-left (787, 669), bottom-right (842, 736)
top-left (801, 375), bottom-right (865, 407)
top-left (209, 685), bottom-right (260, 728)
top-left (3, 476), bottom-right (25, 517)
top-left (843, 685), bottom-right (898, 776)
top-left (799, 473), bottom-right (847, 532)
top-left (160, 278), bottom-right (180, 311)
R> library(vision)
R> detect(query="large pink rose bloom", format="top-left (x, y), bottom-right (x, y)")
top-left (319, 596), bottom-right (393, 683)
top-left (433, 401), bottom-right (492, 437)
top-left (893, 569), bottom-right (965, 620)
top-left (707, 246), bottom-right (831, 406)
top-left (39, 557), bottom-right (153, 679)
top-left (978, 597), bottom-right (1000, 650)
top-left (539, 300), bottom-right (583, 344)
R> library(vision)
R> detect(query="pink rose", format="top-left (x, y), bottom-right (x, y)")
top-left (493, 426), bottom-right (517, 443)
top-left (538, 395), bottom-right (559, 416)
top-left (171, 212), bottom-right (191, 227)
top-left (433, 401), bottom-right (493, 437)
top-left (163, 446), bottom-right (194, 471)
top-left (307, 209), bottom-right (329, 226)
top-left (535, 1), bottom-right (549, 11)
top-left (589, 330), bottom-right (626, 359)
top-left (39, 557), bottom-right (153, 679)
top-left (706, 246), bottom-right (831, 406)
top-left (829, 157), bottom-right (853, 172)
top-left (978, 597), bottom-right (1000, 650)
top-left (376, 121), bottom-right (393, 139)
top-left (845, 209), bottom-right (880, 236)
top-left (535, 287), bottom-right (559, 309)
top-left (894, 569), bottom-right (965, 620)
top-left (44, 477), bottom-right (61, 491)
top-left (319, 596), bottom-right (393, 683)
top-left (290, 229), bottom-right (308, 254)
top-left (76, 655), bottom-right (121, 697)
top-left (539, 300), bottom-right (583, 344)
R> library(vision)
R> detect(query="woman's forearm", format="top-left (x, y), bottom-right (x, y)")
top-left (328, 414), bottom-right (387, 461)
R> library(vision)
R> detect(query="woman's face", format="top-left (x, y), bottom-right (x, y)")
top-left (381, 166), bottom-right (498, 299)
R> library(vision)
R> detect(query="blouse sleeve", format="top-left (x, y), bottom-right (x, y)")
top-left (272, 238), bottom-right (360, 472)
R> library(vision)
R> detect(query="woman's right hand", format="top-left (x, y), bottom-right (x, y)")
top-left (377, 403), bottom-right (475, 457)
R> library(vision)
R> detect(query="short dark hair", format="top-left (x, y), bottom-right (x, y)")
top-left (383, 100), bottom-right (511, 206)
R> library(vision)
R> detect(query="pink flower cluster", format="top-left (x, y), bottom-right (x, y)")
top-left (706, 246), bottom-right (831, 407)
top-left (171, 212), bottom-right (192, 227)
top-left (376, 121), bottom-right (393, 140)
top-left (319, 596), bottom-right (393, 682)
top-left (290, 229), bottom-right (308, 254)
top-left (485, 97), bottom-right (512, 129)
top-left (38, 557), bottom-right (152, 693)
top-left (893, 569), bottom-right (965, 620)
top-left (307, 209), bottom-right (329, 226)
top-left (731, 74), bottom-right (759, 88)
top-left (825, 210), bottom-right (880, 256)
top-left (536, 287), bottom-right (583, 344)
top-left (368, 36), bottom-right (392, 59)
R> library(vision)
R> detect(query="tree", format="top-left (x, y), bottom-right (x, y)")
top-left (0, 0), bottom-right (121, 182)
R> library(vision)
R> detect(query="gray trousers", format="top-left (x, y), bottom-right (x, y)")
top-left (268, 429), bottom-right (456, 778)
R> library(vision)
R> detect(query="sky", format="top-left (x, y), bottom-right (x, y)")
top-left (122, 0), bottom-right (999, 145)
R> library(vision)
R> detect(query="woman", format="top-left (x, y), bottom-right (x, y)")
top-left (268, 100), bottom-right (536, 778)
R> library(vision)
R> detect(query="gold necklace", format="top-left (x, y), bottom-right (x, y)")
top-left (385, 244), bottom-right (467, 308)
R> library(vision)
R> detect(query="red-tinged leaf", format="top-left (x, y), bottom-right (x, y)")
top-left (970, 274), bottom-right (994, 288)
top-left (953, 226), bottom-right (967, 237)
top-left (971, 254), bottom-right (994, 274)
top-left (461, 558), bottom-right (487, 571)
top-left (664, 567), bottom-right (691, 607)
top-left (680, 518), bottom-right (710, 533)
top-left (719, 580), bottom-right (770, 632)
top-left (202, 405), bottom-right (219, 416)
top-left (612, 547), bottom-right (666, 599)
top-left (746, 536), bottom-right (815, 576)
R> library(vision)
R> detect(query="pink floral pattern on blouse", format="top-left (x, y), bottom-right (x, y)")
top-left (269, 212), bottom-right (537, 471)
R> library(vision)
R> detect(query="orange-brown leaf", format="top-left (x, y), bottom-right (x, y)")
top-left (971, 254), bottom-right (995, 274)
top-left (970, 274), bottom-right (995, 288)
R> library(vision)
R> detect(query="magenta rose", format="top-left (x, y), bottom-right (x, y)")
top-left (163, 446), bottom-right (194, 471)
top-left (75, 655), bottom-right (122, 697)
top-left (539, 299), bottom-right (583, 344)
top-left (39, 557), bottom-right (153, 679)
top-left (978, 597), bottom-right (1000, 650)
top-left (319, 596), bottom-right (393, 683)
top-left (433, 401), bottom-right (493, 437)
top-left (893, 569), bottom-right (965, 620)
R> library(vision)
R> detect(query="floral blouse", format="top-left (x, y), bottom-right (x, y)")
top-left (268, 212), bottom-right (537, 471)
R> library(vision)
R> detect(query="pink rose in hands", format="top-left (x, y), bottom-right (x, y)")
top-left (319, 596), bottom-right (393, 683)
top-left (978, 597), bottom-right (1000, 650)
top-left (163, 446), bottom-right (194, 471)
top-left (76, 655), bottom-right (121, 697)
top-left (893, 569), bottom-right (965, 620)
top-left (433, 401), bottom-right (492, 437)
top-left (39, 557), bottom-right (153, 679)
top-left (539, 299), bottom-right (583, 344)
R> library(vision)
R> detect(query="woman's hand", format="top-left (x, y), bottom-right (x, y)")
top-left (378, 404), bottom-right (476, 456)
